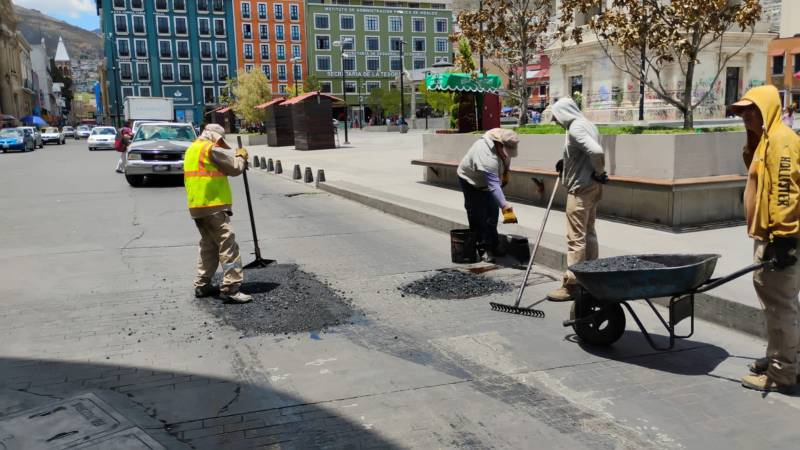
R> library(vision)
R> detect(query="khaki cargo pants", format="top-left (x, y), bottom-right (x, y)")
top-left (194, 211), bottom-right (243, 294)
top-left (754, 240), bottom-right (800, 385)
top-left (563, 184), bottom-right (602, 286)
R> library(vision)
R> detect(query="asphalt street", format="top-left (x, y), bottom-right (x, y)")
top-left (1, 139), bottom-right (800, 449)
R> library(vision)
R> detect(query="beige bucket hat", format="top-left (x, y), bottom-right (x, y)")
top-left (200, 123), bottom-right (231, 149)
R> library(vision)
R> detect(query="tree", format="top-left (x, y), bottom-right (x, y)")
top-left (303, 74), bottom-right (321, 93)
top-left (455, 0), bottom-right (555, 126)
top-left (50, 59), bottom-right (73, 118)
top-left (379, 89), bottom-right (409, 117)
top-left (557, 0), bottom-right (762, 129)
top-left (231, 71), bottom-right (271, 124)
top-left (419, 81), bottom-right (454, 115)
top-left (218, 78), bottom-right (236, 106)
top-left (454, 37), bottom-right (476, 74)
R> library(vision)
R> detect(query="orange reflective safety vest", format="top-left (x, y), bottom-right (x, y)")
top-left (183, 139), bottom-right (233, 210)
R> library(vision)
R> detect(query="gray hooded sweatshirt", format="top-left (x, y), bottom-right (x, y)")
top-left (551, 98), bottom-right (605, 193)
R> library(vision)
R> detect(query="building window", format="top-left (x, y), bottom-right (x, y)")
top-left (276, 44), bottom-right (286, 60)
top-left (340, 14), bottom-right (355, 30)
top-left (178, 63), bottom-right (191, 81)
top-left (121, 86), bottom-right (135, 98)
top-left (435, 38), bottom-right (448, 53)
top-left (341, 36), bottom-right (355, 50)
top-left (113, 0), bottom-right (125, 8)
top-left (275, 24), bottom-right (285, 40)
top-left (389, 16), bottom-right (402, 32)
top-left (204, 86), bottom-right (215, 104)
top-left (293, 64), bottom-right (302, 80)
top-left (198, 0), bottom-right (209, 12)
top-left (243, 23), bottom-right (253, 39)
top-left (258, 3), bottom-right (267, 19)
top-left (132, 15), bottom-right (145, 34)
top-left (114, 15), bottom-right (128, 34)
top-left (316, 55), bottom-right (331, 71)
top-left (342, 56), bottom-right (355, 72)
top-left (366, 81), bottom-right (380, 92)
top-left (290, 25), bottom-right (300, 41)
top-left (160, 63), bottom-right (174, 82)
top-left (244, 43), bottom-right (254, 60)
top-left (215, 41), bottom-right (227, 59)
top-left (244, 64), bottom-right (253, 72)
top-left (117, 39), bottom-right (130, 58)
top-left (134, 39), bottom-right (147, 58)
top-left (320, 81), bottom-right (332, 93)
top-left (412, 17), bottom-right (425, 33)
top-left (316, 35), bottom-right (330, 50)
top-left (199, 18), bottom-right (211, 36)
top-left (202, 64), bottom-right (214, 81)
top-left (174, 0), bottom-right (186, 11)
top-left (262, 64), bottom-right (271, 80)
top-left (155, 0), bottom-right (167, 11)
top-left (120, 62), bottom-right (133, 81)
top-left (218, 64), bottom-right (229, 81)
top-left (365, 15), bottom-right (379, 31)
top-left (157, 16), bottom-right (170, 35)
top-left (290, 4), bottom-right (299, 20)
top-left (131, 0), bottom-right (143, 9)
top-left (435, 18), bottom-right (447, 33)
top-left (200, 41), bottom-right (212, 59)
top-left (260, 44), bottom-right (270, 59)
top-left (177, 40), bottom-right (190, 59)
top-left (274, 4), bottom-right (284, 20)
top-left (174, 17), bottom-right (188, 36)
top-left (213, 0), bottom-right (224, 13)
top-left (241, 2), bottom-right (251, 18)
top-left (277, 64), bottom-right (287, 81)
top-left (390, 37), bottom-right (403, 51)
top-left (278, 84), bottom-right (288, 94)
top-left (344, 81), bottom-right (356, 93)
top-left (773, 55), bottom-right (785, 75)
top-left (291, 44), bottom-right (300, 58)
top-left (314, 14), bottom-right (329, 29)
top-left (413, 57), bottom-right (425, 69)
top-left (214, 18), bottom-right (226, 37)
top-left (159, 40), bottom-right (172, 59)
top-left (366, 36), bottom-right (379, 51)
top-left (259, 24), bottom-right (269, 39)
top-left (366, 56), bottom-right (379, 71)
top-left (139, 86), bottom-right (151, 96)
top-left (390, 57), bottom-right (401, 71)
top-left (412, 38), bottom-right (425, 52)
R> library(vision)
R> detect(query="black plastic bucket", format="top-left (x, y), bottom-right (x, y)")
top-left (451, 229), bottom-right (479, 264)
top-left (505, 234), bottom-right (531, 265)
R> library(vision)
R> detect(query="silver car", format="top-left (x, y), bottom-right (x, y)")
top-left (62, 126), bottom-right (75, 139)
top-left (41, 127), bottom-right (65, 145)
top-left (19, 127), bottom-right (43, 148)
top-left (87, 126), bottom-right (117, 150)
top-left (76, 125), bottom-right (91, 139)
top-left (123, 122), bottom-right (197, 187)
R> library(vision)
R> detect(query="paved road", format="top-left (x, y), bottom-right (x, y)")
top-left (0, 140), bottom-right (799, 449)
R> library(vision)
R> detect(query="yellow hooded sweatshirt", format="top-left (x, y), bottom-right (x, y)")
top-left (740, 85), bottom-right (800, 241)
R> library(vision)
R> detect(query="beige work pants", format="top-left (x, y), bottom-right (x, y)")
top-left (194, 211), bottom-right (243, 294)
top-left (563, 184), bottom-right (602, 286)
top-left (754, 240), bottom-right (800, 385)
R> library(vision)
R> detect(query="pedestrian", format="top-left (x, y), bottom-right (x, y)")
top-left (782, 103), bottom-right (796, 129)
top-left (457, 128), bottom-right (520, 263)
top-left (114, 122), bottom-right (133, 173)
top-left (184, 123), bottom-right (253, 303)
top-left (547, 97), bottom-right (607, 302)
top-left (731, 85), bottom-right (800, 392)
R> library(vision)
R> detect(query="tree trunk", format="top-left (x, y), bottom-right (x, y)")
top-left (682, 60), bottom-right (696, 129)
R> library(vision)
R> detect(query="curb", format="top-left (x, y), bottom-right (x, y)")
top-left (316, 179), bottom-right (767, 340)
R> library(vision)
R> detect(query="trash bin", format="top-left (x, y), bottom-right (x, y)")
top-left (450, 229), bottom-right (478, 264)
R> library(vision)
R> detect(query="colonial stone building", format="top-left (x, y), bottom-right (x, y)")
top-left (0, 0), bottom-right (33, 121)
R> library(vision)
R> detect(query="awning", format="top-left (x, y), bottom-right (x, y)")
top-left (255, 98), bottom-right (286, 109)
top-left (282, 91), bottom-right (344, 105)
top-left (526, 68), bottom-right (550, 80)
top-left (425, 73), bottom-right (502, 93)
top-left (0, 114), bottom-right (16, 121)
top-left (794, 71), bottom-right (800, 80)
top-left (216, 107), bottom-right (232, 113)
top-left (791, 47), bottom-right (800, 54)
top-left (526, 70), bottom-right (540, 79)
top-left (769, 48), bottom-right (786, 57)
top-left (205, 106), bottom-right (224, 115)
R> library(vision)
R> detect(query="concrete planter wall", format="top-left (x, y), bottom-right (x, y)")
top-left (234, 134), bottom-right (270, 146)
top-left (421, 132), bottom-right (747, 229)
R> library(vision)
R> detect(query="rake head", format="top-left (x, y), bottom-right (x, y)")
top-left (489, 302), bottom-right (546, 318)
top-left (244, 258), bottom-right (276, 269)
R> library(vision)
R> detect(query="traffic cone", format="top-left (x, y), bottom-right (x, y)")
top-left (292, 164), bottom-right (301, 180)
top-left (304, 167), bottom-right (314, 183)
top-left (275, 160), bottom-right (283, 174)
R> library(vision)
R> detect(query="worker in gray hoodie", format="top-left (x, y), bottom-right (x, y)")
top-left (547, 97), bottom-right (608, 301)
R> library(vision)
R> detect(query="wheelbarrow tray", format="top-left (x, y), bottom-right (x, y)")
top-left (570, 254), bottom-right (721, 302)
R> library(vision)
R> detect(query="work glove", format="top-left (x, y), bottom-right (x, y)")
top-left (765, 237), bottom-right (798, 270)
top-left (555, 159), bottom-right (564, 175)
top-left (501, 172), bottom-right (510, 187)
top-left (592, 172), bottom-right (609, 184)
top-left (502, 206), bottom-right (518, 224)
top-left (235, 147), bottom-right (249, 161)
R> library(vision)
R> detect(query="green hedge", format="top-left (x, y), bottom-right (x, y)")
top-left (514, 124), bottom-right (744, 135)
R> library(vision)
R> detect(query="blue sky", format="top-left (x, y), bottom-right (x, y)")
top-left (13, 0), bottom-right (100, 31)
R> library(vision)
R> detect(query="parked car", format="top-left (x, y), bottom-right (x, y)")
top-left (19, 126), bottom-right (43, 148)
top-left (62, 125), bottom-right (75, 139)
top-left (87, 126), bottom-right (118, 150)
top-left (76, 125), bottom-right (91, 139)
top-left (0, 128), bottom-right (35, 152)
top-left (41, 127), bottom-right (65, 145)
top-left (124, 122), bottom-right (197, 187)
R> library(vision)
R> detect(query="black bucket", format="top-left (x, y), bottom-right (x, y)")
top-left (451, 229), bottom-right (479, 264)
top-left (504, 234), bottom-right (531, 265)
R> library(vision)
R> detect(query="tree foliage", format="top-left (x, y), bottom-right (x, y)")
top-left (557, 0), bottom-right (762, 128)
top-left (303, 74), bottom-right (321, 92)
top-left (454, 37), bottom-right (476, 75)
top-left (419, 81), bottom-right (454, 115)
top-left (231, 71), bottom-right (271, 123)
top-left (454, 0), bottom-right (555, 126)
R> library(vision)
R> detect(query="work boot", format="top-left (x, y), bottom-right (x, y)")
top-left (194, 284), bottom-right (218, 298)
top-left (749, 357), bottom-right (800, 382)
top-left (741, 373), bottom-right (795, 393)
top-left (547, 285), bottom-right (575, 302)
top-left (223, 291), bottom-right (253, 304)
top-left (482, 250), bottom-right (496, 264)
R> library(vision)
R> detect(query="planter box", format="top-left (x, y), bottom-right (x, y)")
top-left (421, 132), bottom-right (747, 230)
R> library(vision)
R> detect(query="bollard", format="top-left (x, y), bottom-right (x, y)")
top-left (260, 156), bottom-right (267, 170)
top-left (292, 164), bottom-right (301, 180)
top-left (267, 158), bottom-right (274, 171)
top-left (275, 160), bottom-right (283, 174)
top-left (304, 167), bottom-right (314, 183)
top-left (253, 156), bottom-right (260, 168)
top-left (316, 169), bottom-right (326, 183)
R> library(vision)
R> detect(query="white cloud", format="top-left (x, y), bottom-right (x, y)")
top-left (13, 0), bottom-right (96, 15)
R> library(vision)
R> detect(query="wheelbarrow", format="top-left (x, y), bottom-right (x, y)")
top-left (562, 254), bottom-right (773, 350)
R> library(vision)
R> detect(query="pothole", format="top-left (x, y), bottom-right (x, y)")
top-left (398, 270), bottom-right (513, 300)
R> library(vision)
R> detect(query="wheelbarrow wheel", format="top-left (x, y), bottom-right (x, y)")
top-left (570, 297), bottom-right (626, 346)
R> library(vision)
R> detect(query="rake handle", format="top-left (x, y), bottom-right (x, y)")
top-left (238, 136), bottom-right (263, 261)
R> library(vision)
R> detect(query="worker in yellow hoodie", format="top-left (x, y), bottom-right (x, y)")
top-left (731, 85), bottom-right (800, 392)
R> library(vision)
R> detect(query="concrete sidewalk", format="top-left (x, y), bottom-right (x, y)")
top-left (243, 129), bottom-right (764, 338)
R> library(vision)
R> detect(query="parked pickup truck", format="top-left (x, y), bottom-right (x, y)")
top-left (123, 122), bottom-right (197, 187)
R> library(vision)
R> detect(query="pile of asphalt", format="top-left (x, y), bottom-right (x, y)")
top-left (205, 264), bottom-right (357, 336)
top-left (572, 256), bottom-right (666, 273)
top-left (399, 270), bottom-right (512, 300)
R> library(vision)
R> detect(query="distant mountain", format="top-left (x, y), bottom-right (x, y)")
top-left (13, 5), bottom-right (102, 61)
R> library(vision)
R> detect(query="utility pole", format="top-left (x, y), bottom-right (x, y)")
top-left (334, 39), bottom-right (351, 144)
top-left (399, 40), bottom-right (407, 132)
top-left (478, 0), bottom-right (484, 75)
top-left (638, 1), bottom-right (646, 122)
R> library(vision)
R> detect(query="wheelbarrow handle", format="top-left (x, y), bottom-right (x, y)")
top-left (694, 259), bottom-right (776, 294)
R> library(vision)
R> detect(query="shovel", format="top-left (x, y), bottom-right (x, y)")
top-left (490, 176), bottom-right (560, 317)
top-left (237, 136), bottom-right (275, 269)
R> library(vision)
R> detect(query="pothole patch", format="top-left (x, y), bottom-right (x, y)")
top-left (399, 270), bottom-right (513, 300)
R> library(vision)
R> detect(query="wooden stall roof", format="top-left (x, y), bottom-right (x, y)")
top-left (282, 92), bottom-right (344, 105)
top-left (255, 98), bottom-right (286, 109)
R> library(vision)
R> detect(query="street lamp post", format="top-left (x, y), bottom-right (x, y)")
top-left (333, 39), bottom-right (351, 144)
top-left (397, 40), bottom-right (407, 132)
top-left (107, 32), bottom-right (122, 128)
top-left (290, 56), bottom-right (301, 96)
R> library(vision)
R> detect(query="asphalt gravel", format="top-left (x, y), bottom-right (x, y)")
top-left (399, 270), bottom-right (512, 300)
top-left (571, 255), bottom-right (667, 273)
top-left (204, 264), bottom-right (358, 336)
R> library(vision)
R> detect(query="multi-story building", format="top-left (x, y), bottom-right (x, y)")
top-left (232, 0), bottom-right (306, 96)
top-left (304, 0), bottom-right (452, 107)
top-left (96, 0), bottom-right (238, 125)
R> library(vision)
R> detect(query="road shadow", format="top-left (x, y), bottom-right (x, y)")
top-left (0, 356), bottom-right (402, 449)
top-left (133, 175), bottom-right (185, 188)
